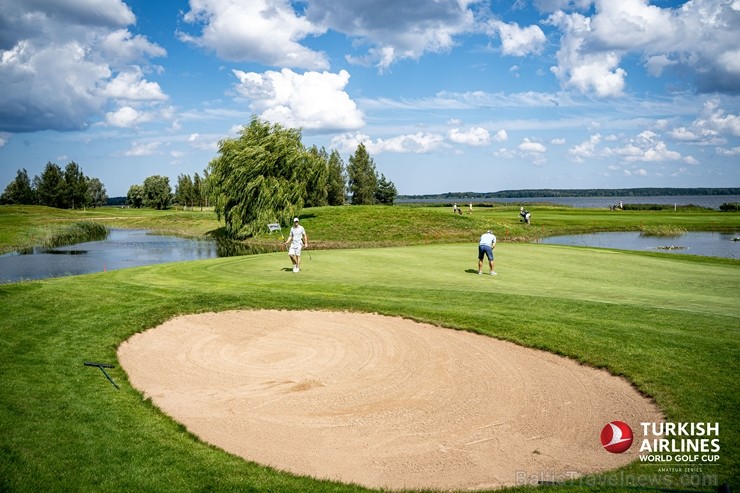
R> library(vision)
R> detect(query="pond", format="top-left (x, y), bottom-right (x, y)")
top-left (537, 232), bottom-right (739, 259)
top-left (2, 229), bottom-right (737, 284)
top-left (0, 229), bottom-right (222, 284)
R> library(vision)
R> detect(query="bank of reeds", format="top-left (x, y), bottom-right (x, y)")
top-left (639, 225), bottom-right (688, 237)
top-left (44, 221), bottom-right (108, 248)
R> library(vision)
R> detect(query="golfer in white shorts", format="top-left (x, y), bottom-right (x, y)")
top-left (285, 217), bottom-right (308, 272)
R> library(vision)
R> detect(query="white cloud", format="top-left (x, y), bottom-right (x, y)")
top-left (660, 0), bottom-right (740, 93)
top-left (669, 127), bottom-right (704, 142)
top-left (716, 146), bottom-right (740, 156)
top-left (125, 140), bottom-right (161, 156)
top-left (187, 133), bottom-right (219, 152)
top-left (103, 103), bottom-right (175, 129)
top-left (100, 69), bottom-right (168, 101)
top-left (448, 127), bottom-right (491, 146)
top-left (20, 0), bottom-right (135, 27)
top-left (546, 0), bottom-right (740, 96)
top-left (331, 131), bottom-right (446, 154)
top-left (307, 0), bottom-right (476, 70)
top-left (698, 100), bottom-right (740, 137)
top-left (608, 132), bottom-right (682, 162)
top-left (232, 68), bottom-right (364, 131)
top-left (590, 0), bottom-right (675, 50)
top-left (99, 29), bottom-right (167, 65)
top-left (547, 11), bottom-right (626, 97)
top-left (551, 138), bottom-right (566, 145)
top-left (518, 138), bottom-right (546, 154)
top-left (0, 132), bottom-right (9, 147)
top-left (488, 20), bottom-right (547, 56)
top-left (106, 107), bottom-right (145, 127)
top-left (667, 99), bottom-right (740, 145)
top-left (0, 0), bottom-right (167, 132)
top-left (375, 132), bottom-right (446, 153)
top-left (516, 138), bottom-right (548, 165)
top-left (623, 168), bottom-right (648, 176)
top-left (179, 0), bottom-right (329, 70)
top-left (645, 54), bottom-right (676, 77)
top-left (569, 133), bottom-right (602, 162)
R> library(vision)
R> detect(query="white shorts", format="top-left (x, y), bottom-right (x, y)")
top-left (289, 244), bottom-right (302, 256)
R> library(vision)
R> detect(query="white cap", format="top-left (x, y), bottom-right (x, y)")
top-left (293, 217), bottom-right (299, 222)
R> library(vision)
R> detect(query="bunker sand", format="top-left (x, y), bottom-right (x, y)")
top-left (118, 310), bottom-right (662, 491)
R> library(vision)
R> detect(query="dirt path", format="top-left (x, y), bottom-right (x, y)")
top-left (118, 310), bottom-right (662, 491)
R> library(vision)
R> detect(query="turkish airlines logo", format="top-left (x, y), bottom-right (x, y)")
top-left (601, 421), bottom-right (633, 453)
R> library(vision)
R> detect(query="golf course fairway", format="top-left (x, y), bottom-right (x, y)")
top-left (1, 242), bottom-right (738, 492)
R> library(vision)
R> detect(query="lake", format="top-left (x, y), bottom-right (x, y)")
top-left (0, 229), bottom-right (220, 284)
top-left (538, 232), bottom-right (739, 259)
top-left (401, 195), bottom-right (740, 210)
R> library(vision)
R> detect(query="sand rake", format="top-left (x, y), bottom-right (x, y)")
top-left (84, 361), bottom-right (119, 389)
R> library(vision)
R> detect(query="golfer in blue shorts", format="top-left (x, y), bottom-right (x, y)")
top-left (478, 229), bottom-right (497, 276)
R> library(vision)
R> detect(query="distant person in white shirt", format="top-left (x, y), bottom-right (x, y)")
top-left (285, 217), bottom-right (308, 273)
top-left (478, 230), bottom-right (497, 276)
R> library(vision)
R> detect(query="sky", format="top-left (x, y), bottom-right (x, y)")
top-left (0, 0), bottom-right (739, 198)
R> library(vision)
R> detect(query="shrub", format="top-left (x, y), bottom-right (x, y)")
top-left (719, 202), bottom-right (740, 211)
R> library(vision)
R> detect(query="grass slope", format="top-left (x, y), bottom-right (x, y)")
top-left (2, 204), bottom-right (738, 253)
top-left (1, 241), bottom-right (738, 492)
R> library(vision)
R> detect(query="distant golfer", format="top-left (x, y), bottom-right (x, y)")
top-left (285, 217), bottom-right (308, 273)
top-left (519, 207), bottom-right (531, 225)
top-left (478, 229), bottom-right (497, 276)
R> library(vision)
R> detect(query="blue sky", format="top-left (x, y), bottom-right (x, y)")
top-left (1, 0), bottom-right (739, 197)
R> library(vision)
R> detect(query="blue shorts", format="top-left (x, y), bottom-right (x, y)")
top-left (478, 244), bottom-right (493, 261)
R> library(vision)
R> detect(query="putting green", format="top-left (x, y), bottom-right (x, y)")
top-left (2, 241), bottom-right (738, 492)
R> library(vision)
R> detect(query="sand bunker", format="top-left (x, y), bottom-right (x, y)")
top-left (118, 310), bottom-right (662, 491)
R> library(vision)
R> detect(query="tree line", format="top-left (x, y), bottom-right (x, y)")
top-left (2, 117), bottom-right (397, 239)
top-left (0, 162), bottom-right (108, 208)
top-left (400, 187), bottom-right (740, 200)
top-left (124, 117), bottom-right (397, 238)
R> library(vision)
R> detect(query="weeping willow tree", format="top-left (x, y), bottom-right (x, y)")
top-left (208, 117), bottom-right (316, 238)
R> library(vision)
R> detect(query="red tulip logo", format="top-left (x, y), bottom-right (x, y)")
top-left (601, 421), bottom-right (633, 453)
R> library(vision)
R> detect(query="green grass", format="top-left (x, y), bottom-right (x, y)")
top-left (1, 241), bottom-right (738, 492)
top-left (1, 204), bottom-right (738, 492)
top-left (1, 204), bottom-right (738, 253)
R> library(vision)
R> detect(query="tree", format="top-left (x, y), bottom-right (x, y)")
top-left (143, 175), bottom-right (172, 210)
top-left (175, 173), bottom-right (194, 208)
top-left (200, 169), bottom-right (211, 209)
top-left (375, 173), bottom-right (398, 205)
top-left (192, 172), bottom-right (204, 210)
top-left (304, 146), bottom-right (329, 208)
top-left (64, 161), bottom-right (88, 209)
top-left (326, 149), bottom-right (346, 206)
top-left (208, 117), bottom-right (311, 238)
top-left (1, 168), bottom-right (36, 205)
top-left (347, 143), bottom-right (377, 205)
top-left (87, 178), bottom-right (108, 208)
top-left (36, 162), bottom-right (66, 208)
top-left (127, 184), bottom-right (144, 208)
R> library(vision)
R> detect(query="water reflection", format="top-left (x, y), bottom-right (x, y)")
top-left (0, 229), bottom-right (226, 283)
top-left (214, 238), bottom-right (281, 257)
top-left (538, 232), bottom-right (739, 259)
